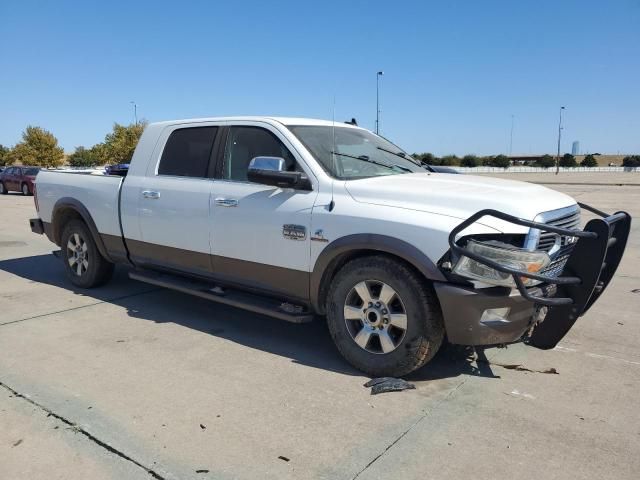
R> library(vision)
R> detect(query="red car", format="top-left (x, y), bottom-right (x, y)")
top-left (0, 166), bottom-right (41, 195)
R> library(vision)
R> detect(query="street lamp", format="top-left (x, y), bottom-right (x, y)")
top-left (555, 106), bottom-right (565, 175)
top-left (376, 71), bottom-right (384, 135)
top-left (130, 101), bottom-right (138, 126)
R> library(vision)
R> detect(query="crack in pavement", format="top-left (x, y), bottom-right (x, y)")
top-left (0, 380), bottom-right (166, 480)
top-left (351, 377), bottom-right (469, 479)
top-left (0, 288), bottom-right (161, 327)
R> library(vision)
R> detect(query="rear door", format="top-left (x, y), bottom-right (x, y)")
top-left (129, 123), bottom-right (222, 276)
top-left (10, 167), bottom-right (21, 191)
top-left (210, 122), bottom-right (318, 302)
top-left (5, 167), bottom-right (17, 190)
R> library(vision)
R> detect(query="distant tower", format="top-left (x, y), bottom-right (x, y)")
top-left (571, 141), bottom-right (580, 155)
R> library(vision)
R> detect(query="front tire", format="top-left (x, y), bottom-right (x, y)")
top-left (60, 220), bottom-right (114, 288)
top-left (326, 256), bottom-right (444, 377)
top-left (21, 183), bottom-right (30, 196)
top-left (0, 182), bottom-right (7, 194)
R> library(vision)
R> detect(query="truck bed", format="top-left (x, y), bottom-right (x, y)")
top-left (36, 170), bottom-right (125, 239)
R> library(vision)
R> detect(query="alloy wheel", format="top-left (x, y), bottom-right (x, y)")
top-left (343, 280), bottom-right (408, 354)
top-left (67, 233), bottom-right (89, 276)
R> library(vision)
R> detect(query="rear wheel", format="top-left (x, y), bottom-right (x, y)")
top-left (60, 220), bottom-right (114, 288)
top-left (326, 256), bottom-right (444, 377)
top-left (0, 183), bottom-right (7, 194)
top-left (21, 183), bottom-right (30, 196)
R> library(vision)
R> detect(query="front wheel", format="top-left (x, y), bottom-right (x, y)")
top-left (60, 220), bottom-right (114, 288)
top-left (21, 183), bottom-right (30, 196)
top-left (326, 256), bottom-right (444, 377)
top-left (0, 183), bottom-right (7, 194)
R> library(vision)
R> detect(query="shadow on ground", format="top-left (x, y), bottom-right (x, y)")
top-left (1, 253), bottom-right (498, 380)
top-left (0, 253), bottom-right (148, 301)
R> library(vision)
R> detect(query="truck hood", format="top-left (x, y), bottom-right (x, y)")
top-left (344, 172), bottom-right (577, 231)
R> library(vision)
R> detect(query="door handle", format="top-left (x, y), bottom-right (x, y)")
top-left (215, 198), bottom-right (238, 207)
top-left (142, 190), bottom-right (160, 199)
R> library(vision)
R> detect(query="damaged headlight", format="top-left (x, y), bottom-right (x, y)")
top-left (453, 240), bottom-right (550, 287)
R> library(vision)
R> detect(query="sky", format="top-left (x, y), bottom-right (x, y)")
top-left (1, 0), bottom-right (639, 156)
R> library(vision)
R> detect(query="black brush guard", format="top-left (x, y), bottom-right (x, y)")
top-left (448, 203), bottom-right (631, 350)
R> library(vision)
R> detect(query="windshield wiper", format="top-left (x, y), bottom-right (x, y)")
top-left (376, 147), bottom-right (422, 166)
top-left (331, 152), bottom-right (412, 172)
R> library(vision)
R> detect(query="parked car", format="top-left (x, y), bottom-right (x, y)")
top-left (29, 117), bottom-right (631, 376)
top-left (0, 166), bottom-right (40, 195)
top-left (105, 163), bottom-right (130, 176)
top-left (425, 165), bottom-right (460, 174)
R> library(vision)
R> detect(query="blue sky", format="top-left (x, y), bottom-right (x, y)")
top-left (1, 0), bottom-right (638, 155)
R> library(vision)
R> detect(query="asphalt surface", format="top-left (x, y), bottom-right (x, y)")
top-left (1, 175), bottom-right (638, 480)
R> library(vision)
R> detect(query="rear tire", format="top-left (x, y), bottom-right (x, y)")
top-left (0, 183), bottom-right (7, 194)
top-left (326, 255), bottom-right (444, 377)
top-left (60, 220), bottom-right (114, 288)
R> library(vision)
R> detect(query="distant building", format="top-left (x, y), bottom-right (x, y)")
top-left (572, 141), bottom-right (580, 155)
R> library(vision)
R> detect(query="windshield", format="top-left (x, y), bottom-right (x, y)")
top-left (287, 125), bottom-right (423, 179)
top-left (24, 168), bottom-right (40, 176)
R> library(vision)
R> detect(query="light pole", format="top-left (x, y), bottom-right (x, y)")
top-left (376, 71), bottom-right (384, 134)
top-left (130, 101), bottom-right (138, 126)
top-left (555, 106), bottom-right (565, 175)
top-left (509, 114), bottom-right (514, 155)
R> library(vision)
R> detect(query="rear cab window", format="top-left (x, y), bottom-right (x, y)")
top-left (157, 127), bottom-right (219, 178)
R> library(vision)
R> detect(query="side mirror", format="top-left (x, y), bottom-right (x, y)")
top-left (247, 156), bottom-right (311, 190)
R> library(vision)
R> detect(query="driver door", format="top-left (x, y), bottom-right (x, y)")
top-left (210, 123), bottom-right (318, 302)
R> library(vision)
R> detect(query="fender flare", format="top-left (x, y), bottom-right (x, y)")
top-left (51, 197), bottom-right (113, 263)
top-left (310, 233), bottom-right (446, 313)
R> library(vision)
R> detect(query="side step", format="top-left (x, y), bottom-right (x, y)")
top-left (129, 270), bottom-right (314, 324)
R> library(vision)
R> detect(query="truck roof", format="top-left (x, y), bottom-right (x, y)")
top-left (147, 116), bottom-right (363, 129)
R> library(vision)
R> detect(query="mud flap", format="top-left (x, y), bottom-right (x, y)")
top-left (527, 212), bottom-right (631, 349)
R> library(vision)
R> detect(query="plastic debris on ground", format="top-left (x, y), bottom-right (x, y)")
top-left (364, 377), bottom-right (416, 395)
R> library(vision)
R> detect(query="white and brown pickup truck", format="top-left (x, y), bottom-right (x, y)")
top-left (30, 116), bottom-right (631, 376)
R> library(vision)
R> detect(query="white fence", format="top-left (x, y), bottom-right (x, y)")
top-left (453, 166), bottom-right (640, 173)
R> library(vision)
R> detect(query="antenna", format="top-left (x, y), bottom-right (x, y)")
top-left (329, 96), bottom-right (336, 211)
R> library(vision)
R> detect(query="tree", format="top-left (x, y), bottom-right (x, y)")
top-left (460, 155), bottom-right (479, 167)
top-left (0, 144), bottom-right (11, 166)
top-left (535, 154), bottom-right (555, 168)
top-left (439, 155), bottom-right (459, 166)
top-left (622, 155), bottom-right (640, 167)
top-left (490, 155), bottom-right (510, 168)
top-left (580, 154), bottom-right (598, 167)
top-left (559, 153), bottom-right (577, 167)
top-left (418, 152), bottom-right (437, 164)
top-left (8, 126), bottom-right (64, 167)
top-left (67, 146), bottom-right (100, 167)
top-left (99, 122), bottom-right (146, 165)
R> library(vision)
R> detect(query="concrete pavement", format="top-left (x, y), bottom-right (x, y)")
top-left (0, 174), bottom-right (638, 479)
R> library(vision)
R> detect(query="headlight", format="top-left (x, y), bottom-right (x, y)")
top-left (453, 240), bottom-right (550, 287)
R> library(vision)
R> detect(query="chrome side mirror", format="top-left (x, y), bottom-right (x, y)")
top-left (248, 156), bottom-right (285, 172)
top-left (247, 156), bottom-right (311, 190)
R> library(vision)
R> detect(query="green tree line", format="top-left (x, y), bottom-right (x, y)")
top-left (412, 152), bottom-right (607, 168)
top-left (0, 122), bottom-right (146, 168)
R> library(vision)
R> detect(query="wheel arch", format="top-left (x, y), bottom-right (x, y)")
top-left (51, 198), bottom-right (113, 262)
top-left (310, 234), bottom-right (446, 314)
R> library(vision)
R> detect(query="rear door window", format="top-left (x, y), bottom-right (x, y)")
top-left (158, 127), bottom-right (218, 178)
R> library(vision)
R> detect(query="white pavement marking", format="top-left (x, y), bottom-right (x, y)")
top-left (554, 344), bottom-right (640, 366)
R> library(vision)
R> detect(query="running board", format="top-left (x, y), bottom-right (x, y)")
top-left (129, 270), bottom-right (314, 324)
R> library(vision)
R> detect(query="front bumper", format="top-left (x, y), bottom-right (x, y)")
top-left (443, 203), bottom-right (631, 349)
top-left (434, 282), bottom-right (542, 345)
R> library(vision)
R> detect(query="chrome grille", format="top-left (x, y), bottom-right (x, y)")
top-left (537, 209), bottom-right (581, 252)
top-left (524, 205), bottom-right (581, 277)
